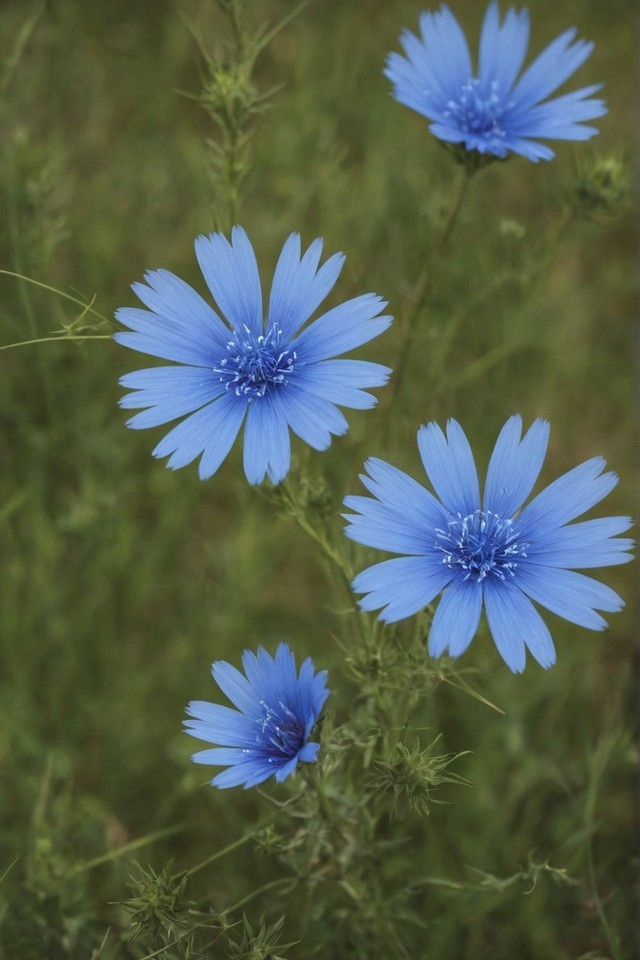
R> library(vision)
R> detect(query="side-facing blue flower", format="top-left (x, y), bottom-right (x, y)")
top-left (184, 643), bottom-right (330, 789)
top-left (384, 2), bottom-right (607, 162)
top-left (114, 227), bottom-right (392, 484)
top-left (344, 416), bottom-right (633, 673)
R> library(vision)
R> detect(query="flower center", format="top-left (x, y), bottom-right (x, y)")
top-left (436, 509), bottom-right (528, 583)
top-left (256, 699), bottom-right (305, 762)
top-left (443, 78), bottom-right (508, 138)
top-left (213, 325), bottom-right (296, 401)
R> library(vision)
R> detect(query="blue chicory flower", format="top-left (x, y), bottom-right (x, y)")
top-left (344, 416), bottom-right (633, 672)
top-left (184, 643), bottom-right (330, 789)
top-left (114, 227), bottom-right (392, 484)
top-left (384, 2), bottom-right (607, 162)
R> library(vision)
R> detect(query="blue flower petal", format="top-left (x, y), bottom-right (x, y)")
top-left (192, 747), bottom-right (254, 765)
top-left (150, 392), bottom-right (246, 479)
top-left (119, 368), bottom-right (225, 429)
top-left (212, 761), bottom-right (272, 790)
top-left (242, 647), bottom-right (291, 719)
top-left (513, 85), bottom-right (606, 140)
top-left (132, 269), bottom-right (230, 350)
top-left (428, 579), bottom-right (483, 658)
top-left (418, 419), bottom-right (480, 516)
top-left (309, 669), bottom-right (330, 716)
top-left (519, 457), bottom-right (618, 533)
top-left (295, 359), bottom-right (392, 410)
top-left (292, 295), bottom-right (391, 362)
top-left (268, 233), bottom-right (345, 341)
top-left (343, 458), bottom-right (448, 555)
top-left (242, 396), bottom-right (291, 485)
top-left (115, 308), bottom-right (215, 367)
top-left (274, 757), bottom-right (299, 783)
top-left (344, 496), bottom-right (433, 555)
top-left (483, 415), bottom-right (549, 517)
top-left (385, 11), bottom-right (471, 121)
top-left (357, 458), bottom-right (448, 529)
top-left (512, 29), bottom-right (594, 109)
top-left (119, 365), bottom-right (218, 396)
top-left (497, 136), bottom-right (556, 162)
top-left (528, 517), bottom-right (634, 568)
top-left (297, 657), bottom-right (319, 718)
top-left (211, 659), bottom-right (260, 716)
top-left (516, 564), bottom-right (624, 630)
top-left (274, 642), bottom-right (298, 697)
top-left (353, 556), bottom-right (452, 622)
top-left (276, 387), bottom-right (348, 450)
top-left (479, 4), bottom-right (530, 94)
top-left (385, 51), bottom-right (440, 121)
top-left (195, 226), bottom-right (263, 337)
top-left (417, 6), bottom-right (473, 96)
top-left (184, 701), bottom-right (259, 747)
top-left (488, 581), bottom-right (556, 670)
top-left (483, 580), bottom-right (527, 673)
top-left (298, 742), bottom-right (321, 763)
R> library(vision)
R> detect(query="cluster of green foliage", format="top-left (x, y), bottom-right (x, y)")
top-left (0, 0), bottom-right (635, 958)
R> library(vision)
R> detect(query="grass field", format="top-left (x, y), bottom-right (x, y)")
top-left (0, 1), bottom-right (636, 957)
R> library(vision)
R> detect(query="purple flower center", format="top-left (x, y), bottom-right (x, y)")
top-left (442, 79), bottom-right (510, 138)
top-left (214, 325), bottom-right (296, 401)
top-left (436, 509), bottom-right (528, 583)
top-left (257, 699), bottom-right (305, 762)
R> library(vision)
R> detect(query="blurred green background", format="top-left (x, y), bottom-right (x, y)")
top-left (0, 0), bottom-right (636, 957)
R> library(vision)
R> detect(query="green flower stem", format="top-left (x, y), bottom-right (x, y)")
top-left (135, 940), bottom-right (182, 960)
top-left (0, 333), bottom-right (112, 352)
top-left (69, 824), bottom-right (188, 876)
top-left (224, 876), bottom-right (298, 914)
top-left (280, 481), bottom-right (353, 583)
top-left (446, 210), bottom-right (575, 394)
top-left (0, 269), bottom-right (111, 323)
top-left (183, 814), bottom-right (276, 879)
top-left (306, 765), bottom-right (338, 826)
top-left (289, 510), bottom-right (374, 653)
top-left (0, 269), bottom-right (113, 351)
top-left (584, 738), bottom-right (623, 960)
top-left (425, 270), bottom-right (511, 387)
top-left (437, 667), bottom-right (506, 716)
top-left (382, 167), bottom-right (471, 425)
top-left (5, 203), bottom-right (55, 413)
top-left (436, 166), bottom-right (471, 257)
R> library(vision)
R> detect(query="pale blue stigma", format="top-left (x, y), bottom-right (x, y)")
top-left (257, 699), bottom-right (305, 762)
top-left (436, 509), bottom-right (528, 583)
top-left (443, 78), bottom-right (510, 138)
top-left (214, 325), bottom-right (296, 401)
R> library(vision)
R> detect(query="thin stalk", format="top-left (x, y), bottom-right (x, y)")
top-left (436, 167), bottom-right (470, 257)
top-left (278, 481), bottom-right (354, 585)
top-left (224, 876), bottom-right (297, 913)
top-left (5, 194), bottom-right (55, 413)
top-left (583, 745), bottom-right (623, 960)
top-left (135, 938), bottom-right (191, 960)
top-left (276, 480), bottom-right (372, 651)
top-left (446, 210), bottom-right (575, 392)
top-left (437, 669), bottom-right (505, 716)
top-left (70, 824), bottom-right (187, 876)
top-left (0, 334), bottom-right (112, 352)
top-left (0, 857), bottom-right (19, 885)
top-left (252, 0), bottom-right (313, 62)
top-left (383, 168), bottom-right (471, 421)
top-left (0, 269), bottom-right (111, 322)
top-left (183, 815), bottom-right (275, 878)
